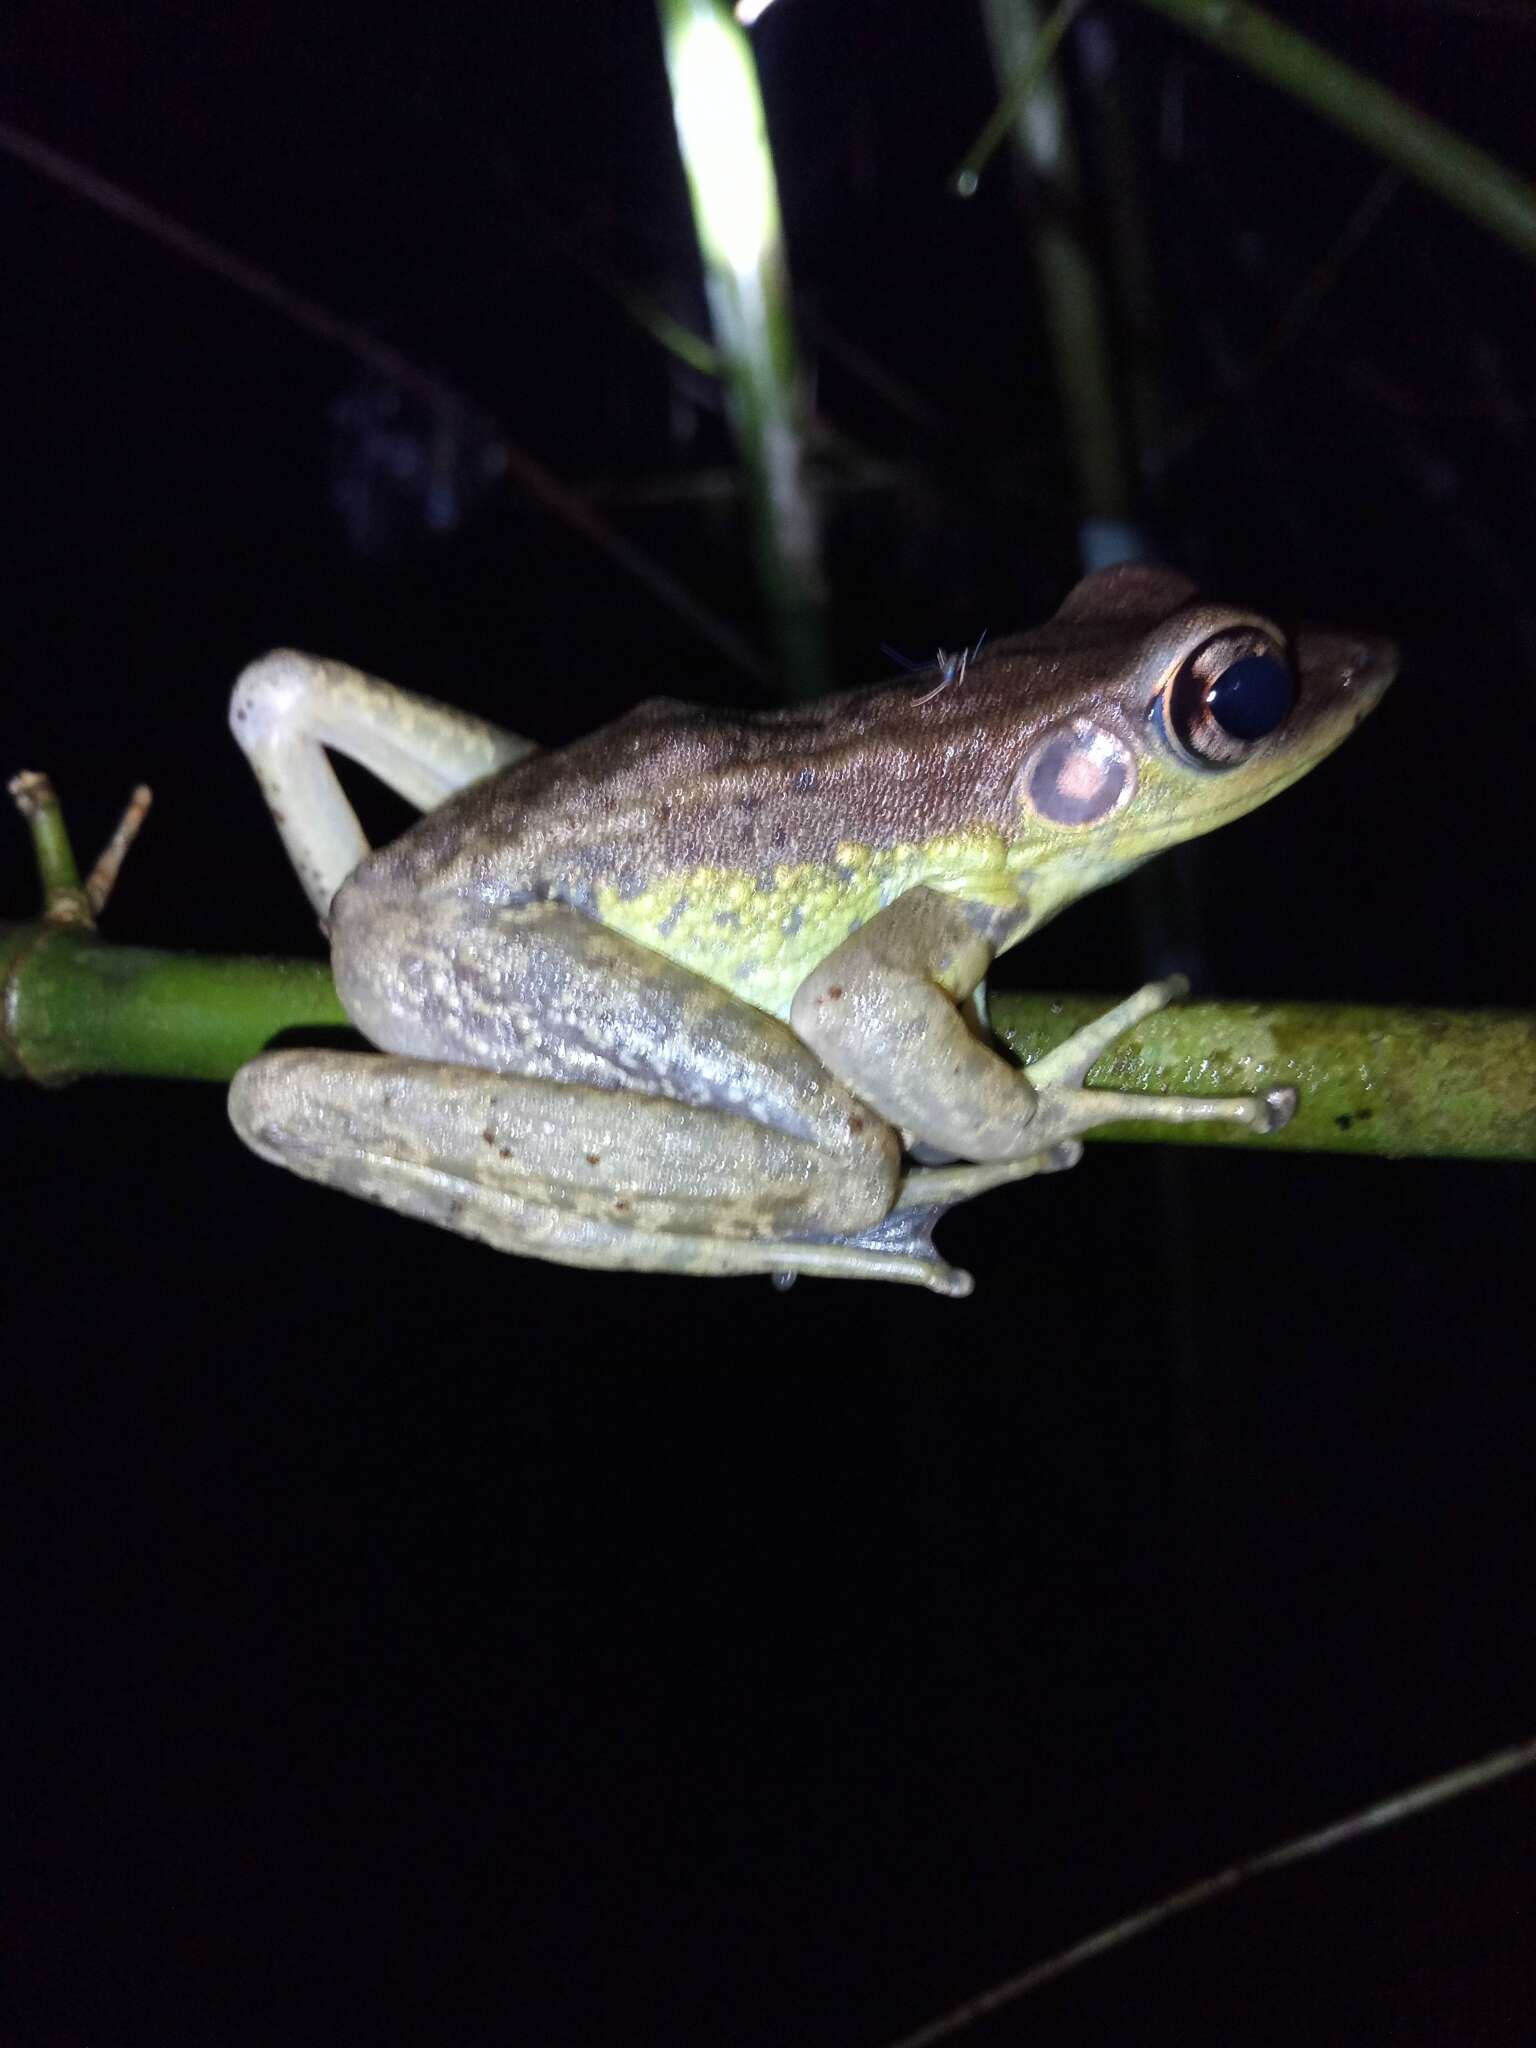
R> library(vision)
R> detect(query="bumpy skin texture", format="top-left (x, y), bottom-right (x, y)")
top-left (227, 565), bottom-right (1395, 1294)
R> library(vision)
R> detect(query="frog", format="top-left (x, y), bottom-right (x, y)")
top-left (226, 563), bottom-right (1394, 1297)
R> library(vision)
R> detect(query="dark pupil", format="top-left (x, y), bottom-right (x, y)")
top-left (1206, 652), bottom-right (1293, 741)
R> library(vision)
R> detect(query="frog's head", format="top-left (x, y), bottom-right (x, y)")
top-left (998, 565), bottom-right (1396, 898)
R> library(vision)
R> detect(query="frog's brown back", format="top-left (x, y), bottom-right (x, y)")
top-left (359, 620), bottom-right (1139, 909)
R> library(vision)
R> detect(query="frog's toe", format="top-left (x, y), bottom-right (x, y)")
top-left (1025, 974), bottom-right (1191, 1092)
top-left (1258, 1084), bottom-right (1298, 1134)
top-left (1038, 1079), bottom-right (1296, 1141)
top-left (1040, 1138), bottom-right (1084, 1173)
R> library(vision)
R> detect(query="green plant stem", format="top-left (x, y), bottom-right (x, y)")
top-left (0, 925), bottom-right (346, 1084)
top-left (995, 992), bottom-right (1536, 1161)
top-left (4, 922), bottom-right (1529, 1162)
top-left (1134, 0), bottom-right (1536, 265)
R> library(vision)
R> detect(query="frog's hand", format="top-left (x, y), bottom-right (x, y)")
top-left (1022, 975), bottom-right (1295, 1136)
top-left (791, 885), bottom-right (1293, 1154)
top-left (230, 651), bottom-right (539, 916)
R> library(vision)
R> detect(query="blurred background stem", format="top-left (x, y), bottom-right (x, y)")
top-left (1132, 0), bottom-right (1536, 265)
top-left (976, 0), bottom-right (1137, 568)
top-left (655, 0), bottom-right (831, 697)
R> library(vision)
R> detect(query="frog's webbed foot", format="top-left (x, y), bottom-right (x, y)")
top-left (767, 1139), bottom-right (1084, 1298)
top-left (1023, 975), bottom-right (1296, 1142)
top-left (768, 1228), bottom-right (976, 1298)
top-left (895, 1141), bottom-right (1084, 1208)
top-left (788, 1200), bottom-right (976, 1299)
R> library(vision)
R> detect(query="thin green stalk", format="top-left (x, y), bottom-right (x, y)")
top-left (953, 0), bottom-right (1082, 197)
top-left (1134, 0), bottom-right (1536, 265)
top-left (655, 0), bottom-right (831, 696)
top-left (5, 922), bottom-right (1529, 1163)
top-left (7, 771), bottom-right (85, 913)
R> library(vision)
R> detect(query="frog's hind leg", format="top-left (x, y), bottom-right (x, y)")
top-left (229, 650), bottom-right (538, 916)
top-left (229, 1049), bottom-right (967, 1293)
top-left (234, 894), bottom-right (974, 1293)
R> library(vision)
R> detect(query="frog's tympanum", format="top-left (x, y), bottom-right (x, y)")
top-left (228, 565), bottom-right (1394, 1295)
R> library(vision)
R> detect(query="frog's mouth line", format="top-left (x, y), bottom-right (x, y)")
top-left (1156, 755), bottom-right (1350, 840)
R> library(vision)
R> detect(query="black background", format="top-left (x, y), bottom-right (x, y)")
top-left (4, 3), bottom-right (1533, 2043)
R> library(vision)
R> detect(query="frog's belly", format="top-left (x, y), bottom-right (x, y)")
top-left (589, 837), bottom-right (1013, 1020)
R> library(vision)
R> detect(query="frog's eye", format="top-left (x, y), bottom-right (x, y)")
top-left (1020, 719), bottom-right (1136, 826)
top-left (1160, 633), bottom-right (1294, 768)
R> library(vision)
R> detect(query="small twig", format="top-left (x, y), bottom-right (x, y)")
top-left (1157, 170), bottom-right (1400, 462)
top-left (476, 132), bottom-right (957, 444)
top-left (807, 315), bottom-right (956, 441)
top-left (85, 784), bottom-right (154, 915)
top-left (876, 1732), bottom-right (1536, 2048)
top-left (0, 115), bottom-right (768, 683)
top-left (9, 774), bottom-right (155, 926)
top-left (951, 0), bottom-right (1085, 197)
top-left (8, 771), bottom-right (91, 925)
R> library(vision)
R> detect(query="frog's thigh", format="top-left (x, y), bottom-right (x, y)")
top-left (331, 892), bottom-right (893, 1167)
top-left (229, 1050), bottom-right (896, 1262)
top-left (316, 892), bottom-right (897, 1226)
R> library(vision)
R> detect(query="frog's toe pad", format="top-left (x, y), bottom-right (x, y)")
top-left (1258, 1085), bottom-right (1298, 1134)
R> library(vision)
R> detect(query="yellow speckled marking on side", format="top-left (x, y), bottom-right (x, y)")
top-left (594, 829), bottom-right (1018, 1017)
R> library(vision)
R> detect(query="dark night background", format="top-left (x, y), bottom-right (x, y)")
top-left (4, 3), bottom-right (1534, 2043)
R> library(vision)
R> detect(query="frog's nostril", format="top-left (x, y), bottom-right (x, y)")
top-left (1338, 637), bottom-right (1397, 701)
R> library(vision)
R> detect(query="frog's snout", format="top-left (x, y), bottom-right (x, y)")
top-left (1335, 633), bottom-right (1398, 715)
top-left (1294, 627), bottom-right (1396, 744)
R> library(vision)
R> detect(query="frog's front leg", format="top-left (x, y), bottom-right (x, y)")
top-left (790, 885), bottom-right (1294, 1173)
top-left (230, 649), bottom-right (539, 915)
